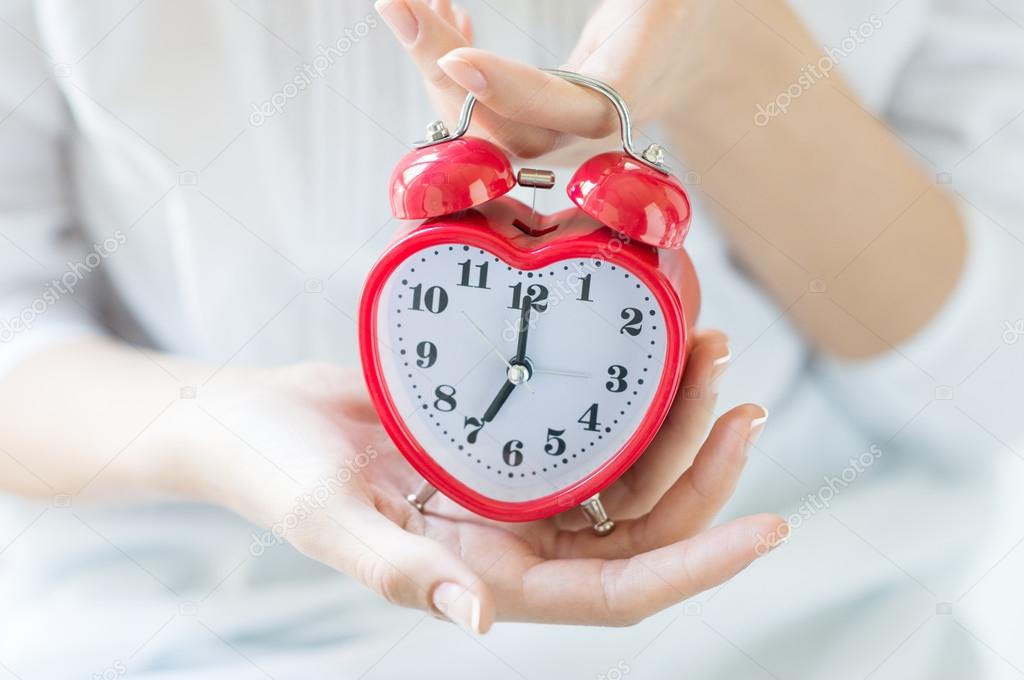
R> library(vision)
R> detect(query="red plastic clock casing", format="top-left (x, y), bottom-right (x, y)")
top-left (567, 152), bottom-right (692, 250)
top-left (389, 138), bottom-right (516, 220)
top-left (359, 197), bottom-right (700, 522)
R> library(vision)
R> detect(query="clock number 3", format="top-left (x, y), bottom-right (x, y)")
top-left (606, 365), bottom-right (628, 393)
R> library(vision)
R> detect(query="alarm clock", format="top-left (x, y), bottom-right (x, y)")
top-left (359, 70), bottom-right (699, 535)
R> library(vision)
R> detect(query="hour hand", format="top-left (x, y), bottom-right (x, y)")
top-left (482, 379), bottom-right (516, 424)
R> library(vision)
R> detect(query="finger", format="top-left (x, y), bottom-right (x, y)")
top-left (295, 498), bottom-right (494, 633)
top-left (377, 0), bottom-right (544, 154)
top-left (428, 0), bottom-right (456, 27)
top-left (641, 404), bottom-right (768, 539)
top-left (556, 403), bottom-right (768, 559)
top-left (595, 330), bottom-right (730, 519)
top-left (511, 513), bottom-right (787, 626)
top-left (437, 47), bottom-right (621, 139)
top-left (376, 0), bottom-right (467, 95)
top-left (452, 4), bottom-right (473, 43)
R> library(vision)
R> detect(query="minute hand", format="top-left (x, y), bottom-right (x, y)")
top-left (515, 296), bottom-right (533, 363)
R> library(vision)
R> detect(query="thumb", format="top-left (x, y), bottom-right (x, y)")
top-left (301, 499), bottom-right (494, 633)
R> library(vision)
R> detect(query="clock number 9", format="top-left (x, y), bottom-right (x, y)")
top-left (502, 440), bottom-right (524, 467)
top-left (619, 307), bottom-right (643, 336)
top-left (409, 284), bottom-right (448, 314)
top-left (433, 384), bottom-right (457, 412)
top-left (606, 365), bottom-right (628, 393)
top-left (415, 341), bottom-right (437, 368)
top-left (544, 428), bottom-right (566, 456)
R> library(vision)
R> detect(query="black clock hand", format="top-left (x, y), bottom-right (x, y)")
top-left (482, 379), bottom-right (516, 424)
top-left (515, 296), bottom-right (532, 364)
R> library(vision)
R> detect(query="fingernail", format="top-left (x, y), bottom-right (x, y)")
top-left (438, 54), bottom-right (487, 93)
top-left (376, 0), bottom-right (419, 46)
top-left (432, 582), bottom-right (482, 634)
top-left (769, 522), bottom-right (790, 550)
top-left (708, 346), bottom-right (731, 396)
top-left (747, 406), bottom-right (768, 451)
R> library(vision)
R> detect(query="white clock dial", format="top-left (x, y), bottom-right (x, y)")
top-left (376, 243), bottom-right (670, 504)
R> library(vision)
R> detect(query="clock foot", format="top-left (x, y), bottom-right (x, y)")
top-left (406, 481), bottom-right (437, 513)
top-left (580, 495), bottom-right (615, 537)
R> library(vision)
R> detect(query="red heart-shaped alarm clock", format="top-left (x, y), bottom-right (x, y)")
top-left (360, 70), bottom-right (699, 535)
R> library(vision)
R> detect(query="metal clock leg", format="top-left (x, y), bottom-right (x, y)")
top-left (580, 494), bottom-right (615, 536)
top-left (406, 481), bottom-right (437, 512)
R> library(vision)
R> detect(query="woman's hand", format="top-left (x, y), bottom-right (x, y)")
top-left (375, 0), bottom-right (704, 158)
top-left (187, 331), bottom-right (784, 633)
top-left (377, 0), bottom-right (968, 358)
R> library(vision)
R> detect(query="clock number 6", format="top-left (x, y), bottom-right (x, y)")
top-left (502, 440), bottom-right (524, 467)
top-left (544, 428), bottom-right (566, 456)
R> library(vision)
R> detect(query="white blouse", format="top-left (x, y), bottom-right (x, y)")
top-left (1, 1), bottom-right (1024, 678)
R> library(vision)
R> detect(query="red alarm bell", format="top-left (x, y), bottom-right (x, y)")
top-left (360, 70), bottom-right (699, 535)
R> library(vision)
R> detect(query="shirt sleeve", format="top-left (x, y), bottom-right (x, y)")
top-left (0, 0), bottom-right (103, 377)
top-left (814, 0), bottom-right (1024, 465)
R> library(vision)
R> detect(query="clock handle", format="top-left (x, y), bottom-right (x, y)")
top-left (580, 494), bottom-right (616, 537)
top-left (414, 69), bottom-right (670, 176)
top-left (406, 480), bottom-right (437, 512)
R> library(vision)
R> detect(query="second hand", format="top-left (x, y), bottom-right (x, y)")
top-left (460, 310), bottom-right (536, 395)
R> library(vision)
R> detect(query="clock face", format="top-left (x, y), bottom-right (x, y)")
top-left (374, 242), bottom-right (671, 506)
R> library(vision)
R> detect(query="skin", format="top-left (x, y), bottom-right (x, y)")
top-left (7, 0), bottom-right (919, 635)
top-left (0, 335), bottom-right (780, 632)
top-left (379, 0), bottom-right (966, 358)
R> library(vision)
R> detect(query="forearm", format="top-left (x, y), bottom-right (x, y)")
top-left (668, 0), bottom-right (965, 357)
top-left (0, 338), bottom-right (208, 501)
